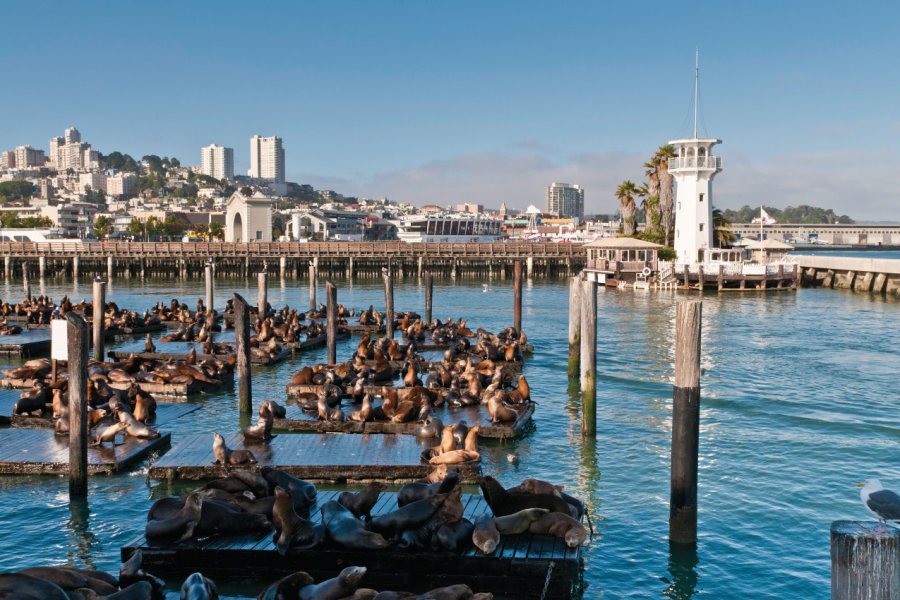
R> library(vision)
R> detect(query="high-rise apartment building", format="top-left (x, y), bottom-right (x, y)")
top-left (248, 135), bottom-right (285, 183)
top-left (65, 127), bottom-right (81, 144)
top-left (201, 144), bottom-right (234, 180)
top-left (1, 150), bottom-right (15, 169)
top-left (14, 145), bottom-right (46, 169)
top-left (49, 127), bottom-right (97, 171)
top-left (106, 173), bottom-right (136, 197)
top-left (545, 182), bottom-right (584, 218)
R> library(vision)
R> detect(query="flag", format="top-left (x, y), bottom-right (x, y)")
top-left (760, 207), bottom-right (778, 225)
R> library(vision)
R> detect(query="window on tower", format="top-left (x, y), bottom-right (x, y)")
top-left (699, 193), bottom-right (705, 202)
top-left (699, 223), bottom-right (704, 232)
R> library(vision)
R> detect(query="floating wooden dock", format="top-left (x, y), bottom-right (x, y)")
top-left (0, 400), bottom-right (200, 429)
top-left (120, 490), bottom-right (581, 599)
top-left (274, 402), bottom-right (534, 439)
top-left (0, 428), bottom-right (171, 475)
top-left (0, 375), bottom-right (231, 398)
top-left (346, 324), bottom-right (385, 335)
top-left (148, 432), bottom-right (480, 483)
top-left (0, 329), bottom-right (51, 357)
top-left (108, 350), bottom-right (223, 363)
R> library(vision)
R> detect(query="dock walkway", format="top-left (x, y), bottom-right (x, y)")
top-left (0, 329), bottom-right (51, 357)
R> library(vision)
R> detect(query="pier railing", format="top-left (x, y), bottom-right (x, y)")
top-left (0, 241), bottom-right (585, 259)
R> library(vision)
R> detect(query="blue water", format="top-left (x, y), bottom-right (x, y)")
top-left (1, 275), bottom-right (899, 599)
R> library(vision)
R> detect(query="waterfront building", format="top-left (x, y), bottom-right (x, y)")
top-left (225, 190), bottom-right (273, 242)
top-left (248, 135), bottom-right (285, 183)
top-left (545, 182), bottom-right (584, 218)
top-left (200, 144), bottom-right (234, 180)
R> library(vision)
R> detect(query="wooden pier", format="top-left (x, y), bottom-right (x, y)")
top-left (0, 399), bottom-right (200, 428)
top-left (674, 263), bottom-right (799, 291)
top-left (0, 428), bottom-right (171, 475)
top-left (0, 329), bottom-right (51, 357)
top-left (148, 432), bottom-right (480, 483)
top-left (121, 490), bottom-right (581, 599)
top-left (275, 401), bottom-right (534, 439)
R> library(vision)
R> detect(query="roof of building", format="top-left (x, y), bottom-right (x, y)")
top-left (583, 237), bottom-right (663, 249)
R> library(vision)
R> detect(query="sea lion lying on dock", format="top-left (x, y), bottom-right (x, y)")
top-left (321, 501), bottom-right (390, 550)
top-left (478, 476), bottom-right (575, 518)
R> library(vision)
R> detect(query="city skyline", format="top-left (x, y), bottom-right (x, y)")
top-left (0, 2), bottom-right (898, 218)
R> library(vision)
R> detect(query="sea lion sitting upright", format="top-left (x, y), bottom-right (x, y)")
top-left (119, 549), bottom-right (165, 592)
top-left (243, 404), bottom-right (275, 442)
top-left (212, 432), bottom-right (257, 466)
top-left (320, 501), bottom-right (390, 550)
top-left (257, 571), bottom-right (315, 600)
top-left (338, 482), bottom-right (385, 521)
top-left (179, 572), bottom-right (218, 600)
top-left (272, 487), bottom-right (319, 555)
top-left (297, 566), bottom-right (367, 600)
top-left (261, 467), bottom-right (317, 511)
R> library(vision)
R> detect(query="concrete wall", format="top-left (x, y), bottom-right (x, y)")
top-left (796, 255), bottom-right (900, 296)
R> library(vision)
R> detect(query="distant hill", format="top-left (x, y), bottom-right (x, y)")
top-left (721, 204), bottom-right (854, 224)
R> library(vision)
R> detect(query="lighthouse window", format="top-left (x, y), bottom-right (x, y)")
top-left (678, 202), bottom-right (681, 210)
top-left (699, 223), bottom-right (704, 232)
top-left (699, 193), bottom-right (705, 202)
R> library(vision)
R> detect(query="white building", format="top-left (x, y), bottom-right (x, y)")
top-left (200, 144), bottom-right (234, 180)
top-left (40, 202), bottom-right (97, 238)
top-left (546, 182), bottom-right (584, 218)
top-left (225, 190), bottom-right (273, 242)
top-left (106, 172), bottom-right (136, 197)
top-left (49, 127), bottom-right (98, 172)
top-left (14, 145), bottom-right (46, 169)
top-left (248, 135), bottom-right (285, 183)
top-left (79, 172), bottom-right (106, 194)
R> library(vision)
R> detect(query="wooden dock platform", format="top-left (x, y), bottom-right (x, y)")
top-left (0, 400), bottom-right (200, 428)
top-left (120, 490), bottom-right (581, 599)
top-left (148, 432), bottom-right (480, 483)
top-left (274, 402), bottom-right (534, 439)
top-left (0, 375), bottom-right (231, 398)
top-left (0, 329), bottom-right (51, 357)
top-left (0, 428), bottom-right (171, 475)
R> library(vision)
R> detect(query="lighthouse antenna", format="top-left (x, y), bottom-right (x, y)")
top-left (693, 48), bottom-right (699, 139)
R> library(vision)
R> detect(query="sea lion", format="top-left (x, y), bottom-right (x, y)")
top-left (144, 334), bottom-right (156, 353)
top-left (228, 470), bottom-right (271, 498)
top-left (472, 515), bottom-right (500, 554)
top-left (133, 392), bottom-right (156, 423)
top-left (180, 572), bottom-right (218, 599)
top-left (145, 492), bottom-right (203, 542)
top-left (347, 393), bottom-right (373, 423)
top-left (196, 498), bottom-right (271, 537)
top-left (92, 421), bottom-right (128, 446)
top-left (494, 508), bottom-right (549, 534)
top-left (487, 394), bottom-right (519, 423)
top-left (0, 573), bottom-right (69, 600)
top-left (118, 412), bottom-right (160, 439)
top-left (417, 584), bottom-right (475, 600)
top-left (119, 550), bottom-right (165, 592)
top-left (260, 400), bottom-right (287, 419)
top-left (272, 487), bottom-right (319, 555)
top-left (434, 518), bottom-right (475, 552)
top-left (415, 416), bottom-right (443, 440)
top-left (320, 501), bottom-right (390, 550)
top-left (368, 493), bottom-right (446, 538)
top-left (507, 478), bottom-right (563, 498)
top-left (262, 467), bottom-right (317, 511)
top-left (397, 471), bottom-right (460, 507)
top-left (478, 476), bottom-right (574, 518)
top-left (212, 432), bottom-right (257, 466)
top-left (257, 571), bottom-right (315, 600)
top-left (17, 567), bottom-right (88, 590)
top-left (338, 482), bottom-right (385, 521)
top-left (451, 421), bottom-right (468, 448)
top-left (243, 406), bottom-right (275, 441)
top-left (147, 496), bottom-right (187, 521)
top-left (428, 449), bottom-right (480, 465)
top-left (298, 566), bottom-right (367, 600)
top-left (528, 512), bottom-right (588, 548)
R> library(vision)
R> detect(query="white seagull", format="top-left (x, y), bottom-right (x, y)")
top-left (858, 479), bottom-right (900, 534)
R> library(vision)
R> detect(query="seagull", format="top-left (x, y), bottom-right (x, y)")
top-left (482, 283), bottom-right (490, 293)
top-left (858, 479), bottom-right (900, 534)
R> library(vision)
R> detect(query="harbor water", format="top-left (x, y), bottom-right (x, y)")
top-left (0, 275), bottom-right (898, 598)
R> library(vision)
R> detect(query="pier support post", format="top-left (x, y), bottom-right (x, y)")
top-left (451, 259), bottom-right (458, 279)
top-left (257, 271), bottom-right (268, 323)
top-left (792, 264), bottom-right (799, 290)
top-left (670, 299), bottom-right (702, 545)
top-left (513, 260), bottom-right (523, 333)
top-left (831, 521), bottom-right (900, 600)
top-left (568, 276), bottom-right (582, 379)
top-left (4, 256), bottom-right (9, 279)
top-left (107, 256), bottom-right (113, 281)
top-left (23, 264), bottom-right (31, 300)
top-left (92, 278), bottom-right (105, 362)
top-left (383, 269), bottom-right (394, 339)
top-left (140, 257), bottom-right (145, 280)
top-left (425, 272), bottom-right (433, 325)
top-left (348, 256), bottom-right (354, 279)
top-left (279, 257), bottom-right (286, 280)
top-left (39, 255), bottom-right (46, 279)
top-left (579, 276), bottom-right (597, 436)
top-left (309, 263), bottom-right (317, 312)
top-left (526, 256), bottom-right (534, 279)
top-left (67, 312), bottom-right (89, 498)
top-left (233, 293), bottom-right (252, 416)
top-left (205, 262), bottom-right (214, 320)
top-left (697, 266), bottom-right (704, 291)
top-left (717, 265), bottom-right (724, 291)
top-left (326, 281), bottom-right (337, 365)
top-left (683, 265), bottom-right (690, 290)
top-left (73, 256), bottom-right (79, 280)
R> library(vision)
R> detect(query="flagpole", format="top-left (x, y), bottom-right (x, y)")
top-left (760, 205), bottom-right (764, 241)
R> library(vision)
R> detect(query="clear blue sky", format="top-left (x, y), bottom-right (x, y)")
top-left (2, 1), bottom-right (899, 218)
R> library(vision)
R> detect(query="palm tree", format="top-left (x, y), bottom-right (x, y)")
top-left (615, 180), bottom-right (638, 236)
top-left (655, 145), bottom-right (678, 245)
top-left (712, 208), bottom-right (736, 247)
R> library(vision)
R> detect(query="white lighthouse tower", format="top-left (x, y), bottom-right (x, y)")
top-left (670, 50), bottom-right (722, 265)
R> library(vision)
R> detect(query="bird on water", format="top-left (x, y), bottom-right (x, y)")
top-left (858, 479), bottom-right (900, 534)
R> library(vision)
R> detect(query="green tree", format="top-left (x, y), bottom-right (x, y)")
top-left (615, 180), bottom-right (638, 236)
top-left (240, 186), bottom-right (253, 196)
top-left (93, 215), bottom-right (112, 239)
top-left (160, 215), bottom-right (186, 238)
top-left (712, 208), bottom-right (736, 247)
top-left (127, 219), bottom-right (147, 240)
top-left (654, 145), bottom-right (678, 246)
top-left (0, 180), bottom-right (36, 202)
top-left (208, 221), bottom-right (224, 241)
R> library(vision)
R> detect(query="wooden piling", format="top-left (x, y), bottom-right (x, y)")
top-left (67, 312), bottom-right (89, 497)
top-left (514, 260), bottom-right (523, 333)
top-left (326, 281), bottom-right (337, 365)
top-left (23, 263), bottom-right (30, 300)
top-left (233, 293), bottom-right (252, 416)
top-left (309, 264), bottom-right (316, 312)
top-left (831, 520), bottom-right (900, 600)
top-left (205, 262), bottom-right (214, 319)
top-left (92, 278), bottom-right (105, 362)
top-left (424, 272), bottom-right (433, 324)
top-left (383, 269), bottom-right (395, 339)
top-left (670, 299), bottom-right (702, 545)
top-left (579, 276), bottom-right (597, 436)
top-left (717, 265), bottom-right (724, 291)
top-left (568, 276), bottom-right (581, 378)
top-left (257, 271), bottom-right (268, 322)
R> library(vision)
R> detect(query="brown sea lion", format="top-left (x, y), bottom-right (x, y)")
top-left (434, 518), bottom-right (475, 552)
top-left (472, 515), bottom-right (500, 554)
top-left (338, 482), bottom-right (385, 521)
top-left (144, 334), bottom-right (156, 353)
top-left (368, 493), bottom-right (447, 538)
top-left (92, 421), bottom-right (127, 446)
top-left (179, 572), bottom-right (218, 599)
top-left (132, 393), bottom-right (156, 423)
top-left (0, 573), bottom-right (69, 599)
top-left (417, 584), bottom-right (475, 600)
top-left (528, 512), bottom-right (588, 547)
top-left (145, 492), bottom-right (203, 542)
top-left (256, 571), bottom-right (315, 600)
top-left (297, 566), bottom-right (367, 600)
top-left (243, 406), bottom-right (274, 441)
top-left (119, 550), bottom-right (165, 592)
top-left (320, 501), bottom-right (390, 550)
top-left (478, 476), bottom-right (574, 518)
top-left (272, 487), bottom-right (319, 555)
top-left (494, 508), bottom-right (549, 535)
top-left (212, 432), bottom-right (257, 466)
top-left (397, 471), bottom-right (460, 507)
top-left (347, 393), bottom-right (373, 422)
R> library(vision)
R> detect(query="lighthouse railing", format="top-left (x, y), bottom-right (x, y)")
top-left (667, 156), bottom-right (721, 170)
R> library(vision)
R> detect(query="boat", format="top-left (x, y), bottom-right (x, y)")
top-left (392, 214), bottom-right (503, 243)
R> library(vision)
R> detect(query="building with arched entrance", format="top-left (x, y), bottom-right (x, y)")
top-left (225, 190), bottom-right (273, 242)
